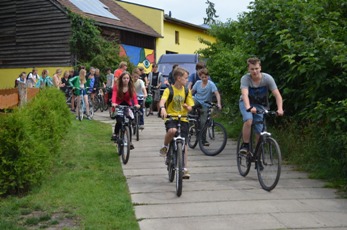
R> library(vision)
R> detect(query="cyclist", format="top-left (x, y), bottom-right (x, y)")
top-left (191, 68), bottom-right (222, 146)
top-left (68, 69), bottom-right (92, 120)
top-left (147, 63), bottom-right (163, 115)
top-left (239, 57), bottom-right (284, 153)
top-left (159, 67), bottom-right (194, 179)
top-left (111, 71), bottom-right (140, 149)
top-left (132, 69), bottom-right (147, 129)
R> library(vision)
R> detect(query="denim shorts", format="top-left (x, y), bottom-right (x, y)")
top-left (239, 100), bottom-right (263, 134)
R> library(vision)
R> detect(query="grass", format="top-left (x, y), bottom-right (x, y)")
top-left (0, 116), bottom-right (139, 229)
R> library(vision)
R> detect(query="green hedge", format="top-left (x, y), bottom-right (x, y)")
top-left (0, 88), bottom-right (71, 196)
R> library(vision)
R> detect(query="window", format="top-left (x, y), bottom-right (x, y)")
top-left (175, 31), bottom-right (179, 45)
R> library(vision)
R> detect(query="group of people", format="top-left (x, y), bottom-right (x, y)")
top-left (157, 57), bottom-right (283, 180)
top-left (16, 57), bottom-right (284, 181)
top-left (15, 67), bottom-right (73, 89)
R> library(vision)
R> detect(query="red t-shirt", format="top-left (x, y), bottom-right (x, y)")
top-left (114, 69), bottom-right (123, 79)
top-left (111, 85), bottom-right (138, 105)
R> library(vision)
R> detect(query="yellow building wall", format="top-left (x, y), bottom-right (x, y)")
top-left (0, 67), bottom-right (74, 89)
top-left (155, 22), bottom-right (216, 62)
top-left (117, 1), bottom-right (164, 35)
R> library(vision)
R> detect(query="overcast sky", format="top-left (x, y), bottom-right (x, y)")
top-left (121, 0), bottom-right (253, 25)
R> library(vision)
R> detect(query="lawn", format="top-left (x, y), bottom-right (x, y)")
top-left (0, 118), bottom-right (139, 229)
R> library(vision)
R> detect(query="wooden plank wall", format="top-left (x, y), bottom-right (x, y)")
top-left (0, 0), bottom-right (73, 68)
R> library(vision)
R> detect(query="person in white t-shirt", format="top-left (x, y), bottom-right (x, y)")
top-left (27, 67), bottom-right (39, 88)
top-left (132, 68), bottom-right (147, 129)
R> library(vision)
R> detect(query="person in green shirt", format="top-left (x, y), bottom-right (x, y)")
top-left (68, 69), bottom-right (92, 120)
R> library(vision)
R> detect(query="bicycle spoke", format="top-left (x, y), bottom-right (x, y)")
top-left (199, 122), bottom-right (227, 156)
top-left (257, 137), bottom-right (281, 191)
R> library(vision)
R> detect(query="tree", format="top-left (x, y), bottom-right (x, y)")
top-left (203, 0), bottom-right (219, 25)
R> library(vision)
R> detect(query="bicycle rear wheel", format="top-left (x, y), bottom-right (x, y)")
top-left (256, 137), bottom-right (281, 191)
top-left (175, 142), bottom-right (183, 197)
top-left (167, 143), bottom-right (175, 182)
top-left (188, 123), bottom-right (198, 149)
top-left (236, 132), bottom-right (251, 177)
top-left (199, 121), bottom-right (227, 156)
top-left (121, 126), bottom-right (131, 164)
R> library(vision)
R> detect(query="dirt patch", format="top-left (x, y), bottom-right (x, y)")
top-left (20, 210), bottom-right (80, 229)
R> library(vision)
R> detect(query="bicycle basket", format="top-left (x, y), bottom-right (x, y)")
top-left (145, 95), bottom-right (152, 108)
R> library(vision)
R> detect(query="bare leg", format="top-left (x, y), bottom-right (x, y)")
top-left (84, 95), bottom-right (90, 116)
top-left (242, 119), bottom-right (252, 143)
top-left (164, 128), bottom-right (176, 146)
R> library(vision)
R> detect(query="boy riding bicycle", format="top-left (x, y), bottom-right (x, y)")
top-left (159, 67), bottom-right (194, 179)
top-left (239, 57), bottom-right (284, 153)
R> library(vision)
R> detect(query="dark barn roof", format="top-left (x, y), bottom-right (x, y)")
top-left (0, 0), bottom-right (160, 68)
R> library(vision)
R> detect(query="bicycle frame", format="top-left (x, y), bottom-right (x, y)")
top-left (236, 106), bottom-right (281, 191)
top-left (166, 114), bottom-right (187, 197)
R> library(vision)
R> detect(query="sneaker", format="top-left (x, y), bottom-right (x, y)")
top-left (111, 135), bottom-right (118, 141)
top-left (71, 109), bottom-right (76, 112)
top-left (130, 143), bottom-right (135, 150)
top-left (139, 125), bottom-right (144, 130)
top-left (159, 146), bottom-right (168, 157)
top-left (239, 144), bottom-right (249, 154)
top-left (183, 168), bottom-right (190, 179)
top-left (75, 116), bottom-right (79, 120)
top-left (203, 141), bottom-right (210, 146)
top-left (87, 116), bottom-right (92, 120)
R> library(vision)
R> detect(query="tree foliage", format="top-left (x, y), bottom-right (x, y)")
top-left (203, 0), bottom-right (219, 25)
top-left (199, 0), bottom-right (347, 186)
top-left (68, 12), bottom-right (131, 75)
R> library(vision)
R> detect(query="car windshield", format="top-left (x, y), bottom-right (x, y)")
top-left (158, 63), bottom-right (196, 77)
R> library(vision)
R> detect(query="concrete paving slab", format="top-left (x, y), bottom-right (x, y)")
top-left (92, 111), bottom-right (347, 230)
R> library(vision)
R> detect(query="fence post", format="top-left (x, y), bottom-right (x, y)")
top-left (18, 82), bottom-right (27, 107)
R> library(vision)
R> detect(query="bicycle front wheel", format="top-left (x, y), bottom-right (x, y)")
top-left (256, 137), bottom-right (282, 191)
top-left (121, 126), bottom-right (131, 164)
top-left (236, 132), bottom-right (251, 177)
top-left (135, 113), bottom-right (140, 141)
top-left (175, 142), bottom-right (183, 197)
top-left (167, 142), bottom-right (175, 182)
top-left (78, 97), bottom-right (83, 121)
top-left (88, 98), bottom-right (94, 118)
top-left (199, 121), bottom-right (227, 156)
top-left (93, 97), bottom-right (99, 112)
top-left (188, 123), bottom-right (198, 149)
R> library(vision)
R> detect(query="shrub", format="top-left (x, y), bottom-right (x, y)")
top-left (0, 88), bottom-right (71, 196)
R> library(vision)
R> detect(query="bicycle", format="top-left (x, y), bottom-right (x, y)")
top-left (236, 106), bottom-right (282, 191)
top-left (114, 105), bottom-right (134, 164)
top-left (76, 87), bottom-right (94, 121)
top-left (93, 87), bottom-right (106, 112)
top-left (132, 96), bottom-right (144, 141)
top-left (165, 114), bottom-right (187, 197)
top-left (188, 101), bottom-right (227, 156)
top-left (145, 86), bottom-right (154, 116)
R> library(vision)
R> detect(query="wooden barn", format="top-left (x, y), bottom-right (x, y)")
top-left (0, 0), bottom-right (161, 87)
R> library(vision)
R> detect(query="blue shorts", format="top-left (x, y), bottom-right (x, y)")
top-left (239, 100), bottom-right (263, 134)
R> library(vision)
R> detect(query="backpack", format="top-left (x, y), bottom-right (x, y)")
top-left (26, 72), bottom-right (32, 80)
top-left (159, 85), bottom-right (189, 117)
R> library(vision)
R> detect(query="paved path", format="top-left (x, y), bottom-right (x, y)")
top-left (93, 111), bottom-right (347, 230)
